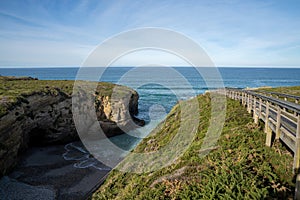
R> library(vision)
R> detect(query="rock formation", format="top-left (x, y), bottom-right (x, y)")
top-left (0, 77), bottom-right (144, 176)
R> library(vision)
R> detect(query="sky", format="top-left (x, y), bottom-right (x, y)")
top-left (0, 0), bottom-right (300, 67)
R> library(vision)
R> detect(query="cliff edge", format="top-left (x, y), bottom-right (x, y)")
top-left (0, 76), bottom-right (144, 176)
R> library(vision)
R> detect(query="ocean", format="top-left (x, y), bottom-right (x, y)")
top-left (1, 67), bottom-right (300, 120)
top-left (1, 67), bottom-right (300, 156)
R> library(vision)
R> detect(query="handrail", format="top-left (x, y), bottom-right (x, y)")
top-left (224, 87), bottom-right (300, 114)
top-left (245, 90), bottom-right (300, 114)
top-left (258, 90), bottom-right (300, 100)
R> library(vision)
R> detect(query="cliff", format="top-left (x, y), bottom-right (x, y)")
top-left (0, 76), bottom-right (144, 176)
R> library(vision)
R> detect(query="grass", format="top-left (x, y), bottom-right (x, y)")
top-left (93, 86), bottom-right (298, 200)
top-left (258, 86), bottom-right (300, 96)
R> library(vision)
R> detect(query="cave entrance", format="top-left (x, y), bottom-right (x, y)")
top-left (28, 127), bottom-right (48, 146)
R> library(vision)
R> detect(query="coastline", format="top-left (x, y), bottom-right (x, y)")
top-left (0, 72), bottom-right (293, 197)
top-left (0, 76), bottom-right (145, 199)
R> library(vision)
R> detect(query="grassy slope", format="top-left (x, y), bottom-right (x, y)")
top-left (93, 87), bottom-right (298, 200)
top-left (259, 86), bottom-right (300, 96)
top-left (0, 76), bottom-right (127, 117)
top-left (257, 86), bottom-right (300, 103)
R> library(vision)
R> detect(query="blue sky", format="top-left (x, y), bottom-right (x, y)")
top-left (0, 0), bottom-right (300, 67)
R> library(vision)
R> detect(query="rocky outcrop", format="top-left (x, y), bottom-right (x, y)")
top-left (0, 80), bottom-right (144, 176)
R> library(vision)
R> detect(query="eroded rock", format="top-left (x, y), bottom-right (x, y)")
top-left (0, 80), bottom-right (144, 176)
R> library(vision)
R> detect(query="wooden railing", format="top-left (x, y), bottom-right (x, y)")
top-left (256, 90), bottom-right (300, 104)
top-left (223, 88), bottom-right (300, 172)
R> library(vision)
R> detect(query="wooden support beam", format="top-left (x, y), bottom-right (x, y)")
top-left (247, 95), bottom-right (252, 114)
top-left (253, 98), bottom-right (259, 124)
top-left (265, 125), bottom-right (272, 147)
top-left (295, 174), bottom-right (300, 200)
top-left (275, 105), bottom-right (281, 140)
top-left (265, 126), bottom-right (272, 147)
top-left (254, 113), bottom-right (259, 124)
top-left (259, 98), bottom-right (262, 119)
top-left (293, 114), bottom-right (300, 173)
top-left (265, 101), bottom-right (272, 147)
top-left (241, 92), bottom-right (244, 105)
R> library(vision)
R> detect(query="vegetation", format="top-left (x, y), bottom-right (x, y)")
top-left (255, 86), bottom-right (300, 104)
top-left (258, 86), bottom-right (300, 96)
top-left (93, 86), bottom-right (298, 200)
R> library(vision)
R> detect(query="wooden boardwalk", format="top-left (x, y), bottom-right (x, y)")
top-left (219, 88), bottom-right (300, 198)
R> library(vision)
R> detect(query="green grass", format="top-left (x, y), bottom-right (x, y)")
top-left (93, 86), bottom-right (298, 200)
top-left (258, 86), bottom-right (300, 96)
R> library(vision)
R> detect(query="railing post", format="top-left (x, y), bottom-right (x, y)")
top-left (265, 101), bottom-right (272, 147)
top-left (241, 92), bottom-right (243, 102)
top-left (253, 97), bottom-right (259, 124)
top-left (295, 174), bottom-right (300, 200)
top-left (293, 114), bottom-right (300, 173)
top-left (258, 98), bottom-right (262, 119)
top-left (275, 105), bottom-right (281, 140)
top-left (241, 92), bottom-right (244, 105)
top-left (247, 94), bottom-right (252, 114)
top-left (294, 113), bottom-right (300, 200)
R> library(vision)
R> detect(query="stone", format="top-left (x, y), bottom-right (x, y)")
top-left (0, 81), bottom-right (144, 176)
